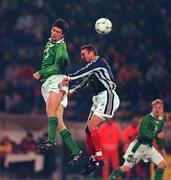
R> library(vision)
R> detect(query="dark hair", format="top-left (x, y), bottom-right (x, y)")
top-left (52, 18), bottom-right (69, 35)
top-left (81, 44), bottom-right (98, 55)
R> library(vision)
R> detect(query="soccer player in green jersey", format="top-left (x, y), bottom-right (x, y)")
top-left (109, 99), bottom-right (167, 180)
top-left (33, 18), bottom-right (83, 165)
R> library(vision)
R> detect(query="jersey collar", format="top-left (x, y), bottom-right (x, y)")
top-left (150, 112), bottom-right (161, 121)
top-left (49, 38), bottom-right (64, 44)
top-left (92, 56), bottom-right (99, 63)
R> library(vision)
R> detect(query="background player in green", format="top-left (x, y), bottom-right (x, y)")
top-left (33, 18), bottom-right (83, 165)
top-left (109, 99), bottom-right (167, 180)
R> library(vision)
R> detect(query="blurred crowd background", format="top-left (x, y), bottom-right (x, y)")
top-left (0, 0), bottom-right (171, 118)
top-left (0, 0), bottom-right (171, 179)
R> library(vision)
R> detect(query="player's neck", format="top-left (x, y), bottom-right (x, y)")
top-left (91, 56), bottom-right (99, 62)
top-left (151, 112), bottom-right (160, 120)
top-left (49, 38), bottom-right (64, 43)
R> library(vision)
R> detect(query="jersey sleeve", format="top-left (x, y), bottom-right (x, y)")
top-left (158, 119), bottom-right (164, 133)
top-left (139, 117), bottom-right (157, 140)
top-left (155, 137), bottom-right (166, 150)
top-left (39, 43), bottom-right (70, 79)
top-left (69, 62), bottom-right (98, 80)
top-left (69, 77), bottom-right (89, 94)
top-left (39, 65), bottom-right (63, 79)
top-left (155, 120), bottom-right (166, 150)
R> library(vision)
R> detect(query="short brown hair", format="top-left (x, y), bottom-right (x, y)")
top-left (81, 44), bottom-right (98, 55)
top-left (151, 99), bottom-right (164, 107)
top-left (52, 18), bottom-right (69, 35)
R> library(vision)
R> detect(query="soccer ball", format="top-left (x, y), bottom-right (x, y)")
top-left (95, 18), bottom-right (112, 35)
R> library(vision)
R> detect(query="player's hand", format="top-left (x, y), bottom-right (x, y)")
top-left (158, 132), bottom-right (165, 139)
top-left (33, 72), bottom-right (40, 80)
top-left (67, 92), bottom-right (72, 96)
top-left (61, 77), bottom-right (70, 87)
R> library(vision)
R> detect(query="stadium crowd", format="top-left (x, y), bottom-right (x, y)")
top-left (0, 132), bottom-right (59, 179)
top-left (0, 121), bottom-right (149, 180)
top-left (0, 0), bottom-right (171, 120)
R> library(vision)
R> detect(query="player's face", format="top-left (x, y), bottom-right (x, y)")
top-left (51, 26), bottom-right (63, 42)
top-left (81, 49), bottom-right (93, 62)
top-left (152, 103), bottom-right (164, 119)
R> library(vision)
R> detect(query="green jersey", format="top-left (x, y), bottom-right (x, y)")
top-left (38, 39), bottom-right (70, 79)
top-left (137, 114), bottom-right (166, 150)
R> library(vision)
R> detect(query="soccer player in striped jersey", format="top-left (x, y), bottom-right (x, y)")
top-left (109, 99), bottom-right (167, 180)
top-left (33, 18), bottom-right (83, 165)
top-left (62, 44), bottom-right (120, 175)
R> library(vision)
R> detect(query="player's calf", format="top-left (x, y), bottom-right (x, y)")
top-left (157, 160), bottom-right (167, 169)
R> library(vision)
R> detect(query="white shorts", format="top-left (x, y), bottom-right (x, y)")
top-left (41, 75), bottom-right (68, 107)
top-left (123, 139), bottom-right (164, 168)
top-left (90, 90), bottom-right (120, 120)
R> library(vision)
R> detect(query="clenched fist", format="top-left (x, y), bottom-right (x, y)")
top-left (33, 72), bottom-right (40, 80)
top-left (61, 77), bottom-right (70, 87)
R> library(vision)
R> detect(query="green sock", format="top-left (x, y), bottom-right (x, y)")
top-left (154, 168), bottom-right (164, 180)
top-left (48, 117), bottom-right (58, 143)
top-left (60, 129), bottom-right (80, 155)
top-left (109, 168), bottom-right (125, 180)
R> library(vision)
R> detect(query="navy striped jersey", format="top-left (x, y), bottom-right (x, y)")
top-left (69, 56), bottom-right (116, 95)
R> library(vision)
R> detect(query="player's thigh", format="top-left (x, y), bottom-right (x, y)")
top-left (41, 75), bottom-right (62, 102)
top-left (47, 91), bottom-right (63, 112)
top-left (123, 154), bottom-right (141, 169)
top-left (43, 75), bottom-right (68, 111)
top-left (92, 90), bottom-right (120, 120)
top-left (48, 79), bottom-right (68, 108)
top-left (92, 91), bottom-right (109, 116)
top-left (88, 114), bottom-right (103, 130)
top-left (85, 111), bottom-right (94, 126)
top-left (123, 141), bottom-right (142, 168)
top-left (150, 147), bottom-right (164, 166)
top-left (56, 105), bottom-right (66, 131)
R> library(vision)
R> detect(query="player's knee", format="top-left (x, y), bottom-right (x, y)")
top-left (46, 108), bottom-right (56, 116)
top-left (57, 122), bottom-right (66, 131)
top-left (87, 124), bottom-right (93, 131)
top-left (157, 160), bottom-right (167, 169)
top-left (120, 165), bottom-right (131, 173)
top-left (46, 104), bottom-right (57, 116)
top-left (87, 122), bottom-right (98, 131)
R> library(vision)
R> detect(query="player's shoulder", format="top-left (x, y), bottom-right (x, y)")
top-left (54, 41), bottom-right (68, 52)
top-left (143, 114), bottom-right (151, 119)
top-left (60, 41), bottom-right (68, 50)
top-left (45, 39), bottom-right (51, 46)
top-left (94, 57), bottom-right (109, 67)
top-left (98, 57), bottom-right (107, 63)
top-left (159, 118), bottom-right (165, 124)
top-left (141, 114), bottom-right (154, 123)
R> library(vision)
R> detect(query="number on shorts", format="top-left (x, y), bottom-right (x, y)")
top-left (127, 155), bottom-right (137, 163)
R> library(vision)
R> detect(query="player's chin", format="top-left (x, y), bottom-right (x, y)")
top-left (156, 113), bottom-right (160, 118)
top-left (51, 36), bottom-right (56, 41)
